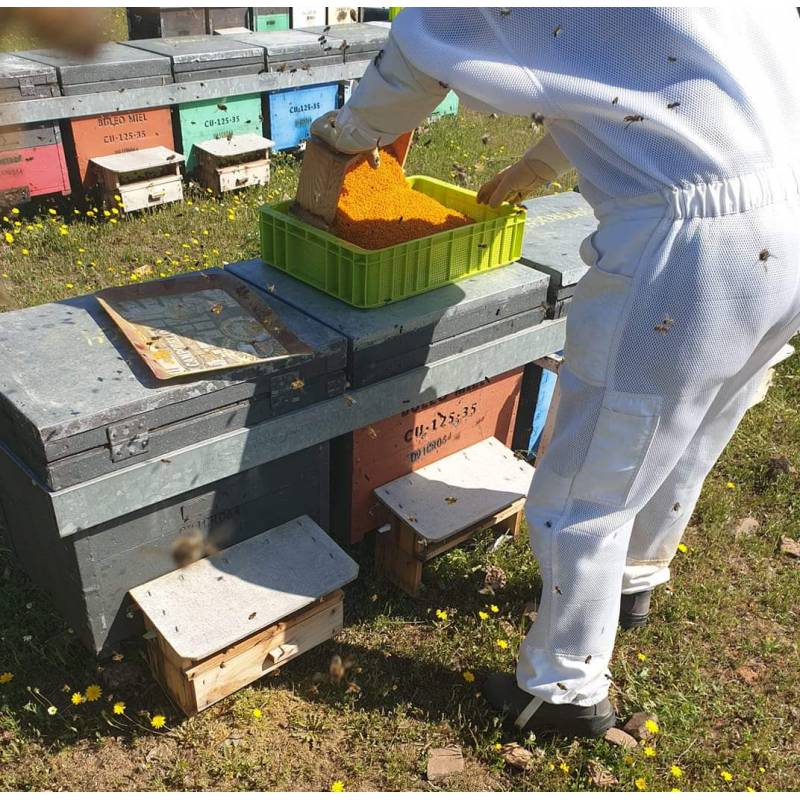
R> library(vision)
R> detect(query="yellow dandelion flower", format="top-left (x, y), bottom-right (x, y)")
top-left (677, 543), bottom-right (688, 553)
top-left (85, 684), bottom-right (102, 702)
top-left (635, 777), bottom-right (647, 791)
top-left (746, 787), bottom-right (755, 793)
top-left (150, 714), bottom-right (166, 729)
top-left (726, 481), bottom-right (735, 490)
top-left (758, 767), bottom-right (765, 774)
top-left (47, 705), bottom-right (58, 715)
top-left (670, 765), bottom-right (683, 778)
top-left (462, 670), bottom-right (475, 683)
top-left (496, 639), bottom-right (509, 649)
top-left (48, 208), bottom-right (57, 216)
top-left (490, 604), bottom-right (499, 613)
top-left (644, 746), bottom-right (656, 757)
top-left (645, 719), bottom-right (660, 734)
top-left (331, 780), bottom-right (344, 792)
top-left (102, 210), bottom-right (111, 218)
top-left (720, 770), bottom-right (733, 782)
top-left (59, 228), bottom-right (68, 236)
top-left (111, 208), bottom-right (119, 215)
top-left (71, 692), bottom-right (85, 705)
top-left (113, 701), bottom-right (126, 715)
top-left (78, 247), bottom-right (85, 253)
top-left (110, 218), bottom-right (118, 224)
top-left (11, 207), bottom-right (19, 214)
top-left (559, 762), bottom-right (569, 774)
top-left (671, 789), bottom-right (682, 793)
top-left (86, 210), bottom-right (95, 218)
top-left (21, 247), bottom-right (29, 256)
top-left (637, 652), bottom-right (648, 662)
top-left (252, 708), bottom-right (263, 719)
top-left (66, 283), bottom-right (74, 290)
top-left (435, 609), bottom-right (448, 621)
top-left (478, 611), bottom-right (489, 620)
top-left (493, 742), bottom-right (502, 751)
top-left (4, 232), bottom-right (14, 244)
top-left (551, 181), bottom-right (563, 191)
top-left (114, 195), bottom-right (122, 203)
top-left (0, 672), bottom-right (13, 684)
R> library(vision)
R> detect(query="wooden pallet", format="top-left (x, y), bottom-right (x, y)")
top-left (373, 437), bottom-right (534, 596)
top-left (129, 515), bottom-right (358, 715)
top-left (194, 133), bottom-right (274, 195)
top-left (88, 146), bottom-right (184, 212)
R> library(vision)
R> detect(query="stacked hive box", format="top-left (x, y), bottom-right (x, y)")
top-left (227, 258), bottom-right (549, 544)
top-left (0, 54), bottom-right (70, 204)
top-left (250, 6), bottom-right (292, 31)
top-left (125, 36), bottom-right (265, 172)
top-left (232, 29), bottom-right (344, 150)
top-left (0, 270), bottom-right (348, 652)
top-left (127, 7), bottom-right (207, 39)
top-left (15, 44), bottom-right (175, 189)
top-left (299, 21), bottom-right (388, 62)
top-left (512, 191), bottom-right (598, 457)
top-left (291, 7), bottom-right (326, 28)
top-left (205, 7), bottom-right (251, 33)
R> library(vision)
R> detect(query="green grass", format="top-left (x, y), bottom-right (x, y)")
top-left (1, 107), bottom-right (798, 791)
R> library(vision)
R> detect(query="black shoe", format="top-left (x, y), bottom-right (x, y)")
top-left (619, 590), bottom-right (652, 629)
top-left (484, 672), bottom-right (615, 739)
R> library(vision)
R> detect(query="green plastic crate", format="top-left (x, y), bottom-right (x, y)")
top-left (259, 176), bottom-right (526, 308)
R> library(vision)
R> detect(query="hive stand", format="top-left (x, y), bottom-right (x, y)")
top-left (293, 130), bottom-right (413, 231)
top-left (88, 146), bottom-right (184, 212)
top-left (193, 133), bottom-right (275, 195)
top-left (373, 437), bottom-right (534, 596)
top-left (532, 353), bottom-right (563, 459)
top-left (129, 515), bottom-right (358, 716)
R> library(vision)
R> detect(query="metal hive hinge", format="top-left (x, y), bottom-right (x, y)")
top-left (107, 418), bottom-right (150, 462)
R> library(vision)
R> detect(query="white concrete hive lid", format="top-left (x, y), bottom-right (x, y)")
top-left (129, 515), bottom-right (359, 661)
top-left (374, 437), bottom-right (534, 542)
top-left (195, 133), bottom-right (275, 158)
top-left (89, 146), bottom-right (184, 173)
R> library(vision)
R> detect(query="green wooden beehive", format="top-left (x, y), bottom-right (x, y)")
top-left (177, 93), bottom-right (264, 172)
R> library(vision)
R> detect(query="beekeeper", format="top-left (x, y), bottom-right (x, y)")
top-left (311, 7), bottom-right (800, 738)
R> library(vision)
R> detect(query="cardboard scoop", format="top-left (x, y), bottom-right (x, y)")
top-left (293, 130), bottom-right (413, 231)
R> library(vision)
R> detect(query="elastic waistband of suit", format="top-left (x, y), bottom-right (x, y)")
top-left (593, 164), bottom-right (800, 221)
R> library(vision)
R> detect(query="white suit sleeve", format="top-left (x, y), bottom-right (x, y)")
top-left (524, 133), bottom-right (572, 178)
top-left (334, 32), bottom-right (449, 149)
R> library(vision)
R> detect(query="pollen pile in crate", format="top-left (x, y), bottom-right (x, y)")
top-left (333, 152), bottom-right (472, 250)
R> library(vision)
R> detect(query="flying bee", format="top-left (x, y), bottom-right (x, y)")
top-left (667, 55), bottom-right (678, 63)
top-left (300, 62), bottom-right (311, 72)
top-left (584, 655), bottom-right (592, 664)
top-left (478, 242), bottom-right (488, 249)
top-left (438, 80), bottom-right (449, 89)
top-left (217, 103), bottom-right (227, 111)
top-left (553, 24), bottom-right (562, 36)
top-left (624, 113), bottom-right (645, 129)
top-left (481, 134), bottom-right (490, 145)
top-left (323, 25), bottom-right (331, 33)
top-left (339, 40), bottom-right (349, 51)
top-left (499, 8), bottom-right (511, 16)
top-left (276, 63), bottom-right (287, 72)
top-left (758, 248), bottom-right (774, 271)
top-left (373, 49), bottom-right (384, 66)
top-left (612, 96), bottom-right (619, 105)
top-left (554, 585), bottom-right (562, 595)
top-left (667, 101), bottom-right (680, 110)
top-left (654, 315), bottom-right (674, 335)
top-left (557, 681), bottom-right (567, 690)
top-left (531, 112), bottom-right (545, 125)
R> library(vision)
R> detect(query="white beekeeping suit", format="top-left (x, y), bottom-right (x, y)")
top-left (330, 7), bottom-right (800, 720)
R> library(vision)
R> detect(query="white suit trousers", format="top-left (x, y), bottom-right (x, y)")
top-left (518, 167), bottom-right (800, 705)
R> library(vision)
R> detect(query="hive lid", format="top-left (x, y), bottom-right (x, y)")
top-left (375, 437), bottom-right (534, 542)
top-left (519, 191), bottom-right (597, 295)
top-left (298, 22), bottom-right (388, 53)
top-left (125, 35), bottom-right (264, 72)
top-left (0, 268), bottom-right (346, 468)
top-left (227, 258), bottom-right (548, 353)
top-left (0, 53), bottom-right (58, 90)
top-left (228, 29), bottom-right (345, 60)
top-left (129, 515), bottom-right (359, 661)
top-left (194, 133), bottom-right (274, 158)
top-left (14, 43), bottom-right (172, 88)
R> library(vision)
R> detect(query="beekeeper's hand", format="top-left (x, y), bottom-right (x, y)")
top-left (477, 133), bottom-right (571, 207)
top-left (310, 111), bottom-right (381, 168)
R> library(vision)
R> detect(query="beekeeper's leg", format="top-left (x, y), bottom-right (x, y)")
top-left (622, 367), bottom-right (768, 601)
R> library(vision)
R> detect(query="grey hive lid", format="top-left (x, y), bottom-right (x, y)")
top-left (125, 35), bottom-right (264, 72)
top-left (0, 269), bottom-right (345, 449)
top-left (130, 515), bottom-right (359, 661)
top-left (14, 43), bottom-right (172, 87)
top-left (0, 53), bottom-right (58, 89)
top-left (227, 258), bottom-right (548, 352)
top-left (519, 191), bottom-right (597, 291)
top-left (228, 29), bottom-right (345, 60)
top-left (298, 22), bottom-right (388, 53)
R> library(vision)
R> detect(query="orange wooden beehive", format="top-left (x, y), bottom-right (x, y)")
top-left (332, 368), bottom-right (524, 544)
top-left (68, 107), bottom-right (175, 187)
